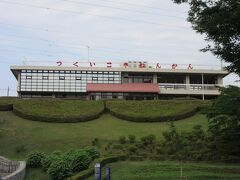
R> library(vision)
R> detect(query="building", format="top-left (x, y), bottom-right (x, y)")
top-left (10, 61), bottom-right (229, 100)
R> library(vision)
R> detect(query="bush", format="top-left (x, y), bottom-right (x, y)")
top-left (65, 149), bottom-right (91, 172)
top-left (48, 159), bottom-right (73, 180)
top-left (106, 100), bottom-right (201, 122)
top-left (27, 151), bottom-right (45, 168)
top-left (70, 155), bottom-right (126, 180)
top-left (127, 145), bottom-right (137, 153)
top-left (13, 99), bottom-right (104, 123)
top-left (84, 146), bottom-right (100, 160)
top-left (91, 138), bottom-right (99, 146)
top-left (119, 136), bottom-right (126, 144)
top-left (128, 134), bottom-right (136, 144)
top-left (140, 134), bottom-right (156, 145)
top-left (41, 151), bottom-right (63, 172)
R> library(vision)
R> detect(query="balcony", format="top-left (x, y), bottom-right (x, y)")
top-left (159, 83), bottom-right (221, 95)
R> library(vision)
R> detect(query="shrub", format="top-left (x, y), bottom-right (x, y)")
top-left (128, 134), bottom-right (136, 144)
top-left (119, 136), bottom-right (126, 144)
top-left (91, 138), bottom-right (99, 146)
top-left (41, 151), bottom-right (63, 172)
top-left (140, 134), bottom-right (156, 145)
top-left (27, 151), bottom-right (45, 168)
top-left (127, 145), bottom-right (138, 154)
top-left (48, 159), bottom-right (73, 180)
top-left (112, 144), bottom-right (124, 150)
top-left (65, 149), bottom-right (91, 172)
top-left (84, 146), bottom-right (100, 160)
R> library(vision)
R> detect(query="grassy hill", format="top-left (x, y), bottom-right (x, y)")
top-left (0, 111), bottom-right (208, 159)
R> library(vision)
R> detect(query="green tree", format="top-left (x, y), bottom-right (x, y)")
top-left (207, 86), bottom-right (240, 160)
top-left (173, 0), bottom-right (240, 75)
top-left (162, 122), bottom-right (183, 155)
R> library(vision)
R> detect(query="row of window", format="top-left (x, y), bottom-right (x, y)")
top-left (24, 76), bottom-right (117, 81)
top-left (21, 70), bottom-right (120, 75)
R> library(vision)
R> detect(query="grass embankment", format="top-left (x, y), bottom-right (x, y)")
top-left (107, 100), bottom-right (209, 122)
top-left (0, 111), bottom-right (208, 159)
top-left (0, 97), bottom-right (17, 111)
top-left (13, 99), bottom-right (104, 122)
top-left (95, 161), bottom-right (240, 180)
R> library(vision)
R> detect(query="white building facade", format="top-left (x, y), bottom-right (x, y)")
top-left (11, 61), bottom-right (229, 100)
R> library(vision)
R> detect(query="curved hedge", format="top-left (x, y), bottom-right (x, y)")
top-left (0, 104), bottom-right (13, 111)
top-left (13, 99), bottom-right (105, 123)
top-left (0, 98), bottom-right (17, 111)
top-left (106, 100), bottom-right (206, 122)
top-left (69, 155), bottom-right (126, 180)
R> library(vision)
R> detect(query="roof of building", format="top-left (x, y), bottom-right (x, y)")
top-left (87, 83), bottom-right (160, 93)
top-left (10, 65), bottom-right (229, 79)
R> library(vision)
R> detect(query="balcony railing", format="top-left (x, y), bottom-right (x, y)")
top-left (159, 83), bottom-right (221, 91)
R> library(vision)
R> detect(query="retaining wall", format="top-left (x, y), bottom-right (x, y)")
top-left (0, 156), bottom-right (26, 180)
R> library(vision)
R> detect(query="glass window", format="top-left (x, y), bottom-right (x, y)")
top-left (76, 76), bottom-right (82, 80)
top-left (26, 76), bottom-right (32, 79)
top-left (59, 76), bottom-right (65, 80)
top-left (42, 76), bottom-right (49, 80)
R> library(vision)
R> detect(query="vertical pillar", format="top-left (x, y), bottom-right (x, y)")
top-left (217, 76), bottom-right (223, 85)
top-left (17, 73), bottom-right (21, 98)
top-left (153, 74), bottom-right (158, 84)
top-left (186, 75), bottom-right (190, 90)
top-left (202, 74), bottom-right (205, 101)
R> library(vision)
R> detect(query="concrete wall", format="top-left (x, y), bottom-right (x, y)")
top-left (0, 156), bottom-right (26, 180)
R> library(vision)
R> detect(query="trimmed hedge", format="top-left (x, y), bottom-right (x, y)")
top-left (106, 100), bottom-right (202, 122)
top-left (0, 104), bottom-right (13, 111)
top-left (69, 155), bottom-right (126, 180)
top-left (13, 99), bottom-right (105, 123)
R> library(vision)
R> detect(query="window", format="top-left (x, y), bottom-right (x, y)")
top-left (108, 77), bottom-right (114, 81)
top-left (76, 76), bottom-right (82, 80)
top-left (92, 77), bottom-right (98, 81)
top-left (26, 76), bottom-right (32, 79)
top-left (59, 76), bottom-right (65, 80)
top-left (42, 76), bottom-right (49, 80)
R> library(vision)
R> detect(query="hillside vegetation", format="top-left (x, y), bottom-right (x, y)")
top-left (13, 99), bottom-right (104, 122)
top-left (107, 100), bottom-right (209, 122)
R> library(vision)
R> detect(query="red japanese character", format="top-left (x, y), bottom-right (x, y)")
top-left (107, 61), bottom-right (112, 68)
top-left (73, 62), bottom-right (79, 67)
top-left (90, 62), bottom-right (96, 67)
top-left (56, 61), bottom-right (62, 66)
top-left (139, 63), bottom-right (146, 68)
top-left (188, 64), bottom-right (193, 70)
top-left (156, 63), bottom-right (161, 69)
top-left (123, 62), bottom-right (128, 68)
top-left (172, 64), bottom-right (178, 69)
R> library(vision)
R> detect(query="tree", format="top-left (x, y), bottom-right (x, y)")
top-left (207, 86), bottom-right (240, 161)
top-left (173, 0), bottom-right (240, 75)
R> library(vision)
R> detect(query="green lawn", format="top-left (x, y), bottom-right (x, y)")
top-left (95, 161), bottom-right (240, 180)
top-left (0, 111), bottom-right (208, 159)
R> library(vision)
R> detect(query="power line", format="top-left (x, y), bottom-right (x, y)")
top-left (93, 0), bottom-right (186, 14)
top-left (59, 0), bottom-right (186, 19)
top-left (0, 0), bottom-right (189, 28)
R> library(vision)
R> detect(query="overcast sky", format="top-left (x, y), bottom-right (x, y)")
top-left (0, 0), bottom-right (239, 96)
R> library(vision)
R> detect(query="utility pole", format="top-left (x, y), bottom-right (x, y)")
top-left (7, 86), bottom-right (9, 97)
top-left (87, 46), bottom-right (90, 62)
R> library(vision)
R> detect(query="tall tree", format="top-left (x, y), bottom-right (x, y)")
top-left (173, 0), bottom-right (240, 75)
top-left (207, 86), bottom-right (240, 160)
